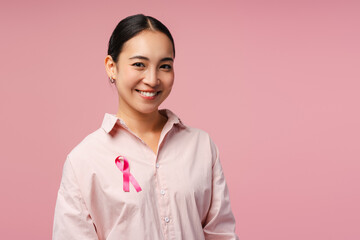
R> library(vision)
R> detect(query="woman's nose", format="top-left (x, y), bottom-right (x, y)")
top-left (143, 69), bottom-right (159, 87)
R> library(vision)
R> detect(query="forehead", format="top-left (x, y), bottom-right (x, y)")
top-left (120, 30), bottom-right (174, 59)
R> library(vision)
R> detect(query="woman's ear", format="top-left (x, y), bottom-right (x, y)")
top-left (105, 55), bottom-right (117, 78)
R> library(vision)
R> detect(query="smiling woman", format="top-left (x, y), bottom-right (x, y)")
top-left (52, 14), bottom-right (239, 240)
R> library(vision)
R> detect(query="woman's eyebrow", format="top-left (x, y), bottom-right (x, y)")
top-left (160, 57), bottom-right (174, 62)
top-left (129, 55), bottom-right (173, 62)
top-left (129, 55), bottom-right (148, 60)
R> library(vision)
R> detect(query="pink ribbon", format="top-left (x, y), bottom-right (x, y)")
top-left (115, 156), bottom-right (142, 192)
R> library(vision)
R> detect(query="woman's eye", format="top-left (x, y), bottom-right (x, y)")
top-left (132, 62), bottom-right (145, 67)
top-left (160, 64), bottom-right (172, 70)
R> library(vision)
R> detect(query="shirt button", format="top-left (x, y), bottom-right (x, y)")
top-left (160, 189), bottom-right (166, 195)
top-left (164, 217), bottom-right (170, 223)
top-left (156, 163), bottom-right (160, 168)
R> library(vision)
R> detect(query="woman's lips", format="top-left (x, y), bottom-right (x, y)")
top-left (135, 90), bottom-right (161, 99)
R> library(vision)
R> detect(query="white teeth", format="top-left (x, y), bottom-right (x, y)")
top-left (139, 91), bottom-right (157, 97)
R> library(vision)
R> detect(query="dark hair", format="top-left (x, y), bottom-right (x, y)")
top-left (107, 14), bottom-right (175, 63)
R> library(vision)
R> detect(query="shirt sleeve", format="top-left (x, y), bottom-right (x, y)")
top-left (52, 155), bottom-right (99, 240)
top-left (203, 142), bottom-right (239, 240)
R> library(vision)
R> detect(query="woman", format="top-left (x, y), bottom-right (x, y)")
top-left (53, 14), bottom-right (239, 240)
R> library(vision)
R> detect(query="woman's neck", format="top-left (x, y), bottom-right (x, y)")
top-left (116, 108), bottom-right (167, 136)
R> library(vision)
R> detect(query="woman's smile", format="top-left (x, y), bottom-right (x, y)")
top-left (135, 89), bottom-right (162, 100)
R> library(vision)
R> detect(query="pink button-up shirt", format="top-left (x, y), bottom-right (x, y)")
top-left (53, 109), bottom-right (239, 240)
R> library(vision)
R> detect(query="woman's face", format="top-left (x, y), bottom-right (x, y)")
top-left (110, 30), bottom-right (174, 116)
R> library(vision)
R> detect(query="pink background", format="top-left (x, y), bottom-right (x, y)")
top-left (1, 0), bottom-right (359, 239)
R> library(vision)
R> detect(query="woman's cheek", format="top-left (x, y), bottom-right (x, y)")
top-left (121, 68), bottom-right (143, 85)
top-left (159, 71), bottom-right (174, 86)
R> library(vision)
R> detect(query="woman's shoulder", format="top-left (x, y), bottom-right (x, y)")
top-left (66, 127), bottom-right (106, 162)
top-left (182, 124), bottom-right (212, 139)
top-left (170, 117), bottom-right (218, 154)
top-left (174, 124), bottom-right (219, 166)
top-left (163, 109), bottom-right (212, 137)
top-left (65, 112), bottom-right (121, 161)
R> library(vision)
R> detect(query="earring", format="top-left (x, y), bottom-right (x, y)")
top-left (109, 77), bottom-right (115, 84)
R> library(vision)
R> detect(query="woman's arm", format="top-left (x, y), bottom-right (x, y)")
top-left (203, 142), bottom-right (239, 240)
top-left (52, 156), bottom-right (98, 240)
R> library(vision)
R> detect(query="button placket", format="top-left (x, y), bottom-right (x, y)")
top-left (155, 162), bottom-right (172, 239)
top-left (153, 123), bottom-right (177, 239)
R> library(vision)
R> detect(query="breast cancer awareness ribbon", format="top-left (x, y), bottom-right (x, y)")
top-left (115, 156), bottom-right (142, 192)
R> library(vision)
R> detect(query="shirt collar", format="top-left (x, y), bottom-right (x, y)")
top-left (101, 109), bottom-right (185, 134)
